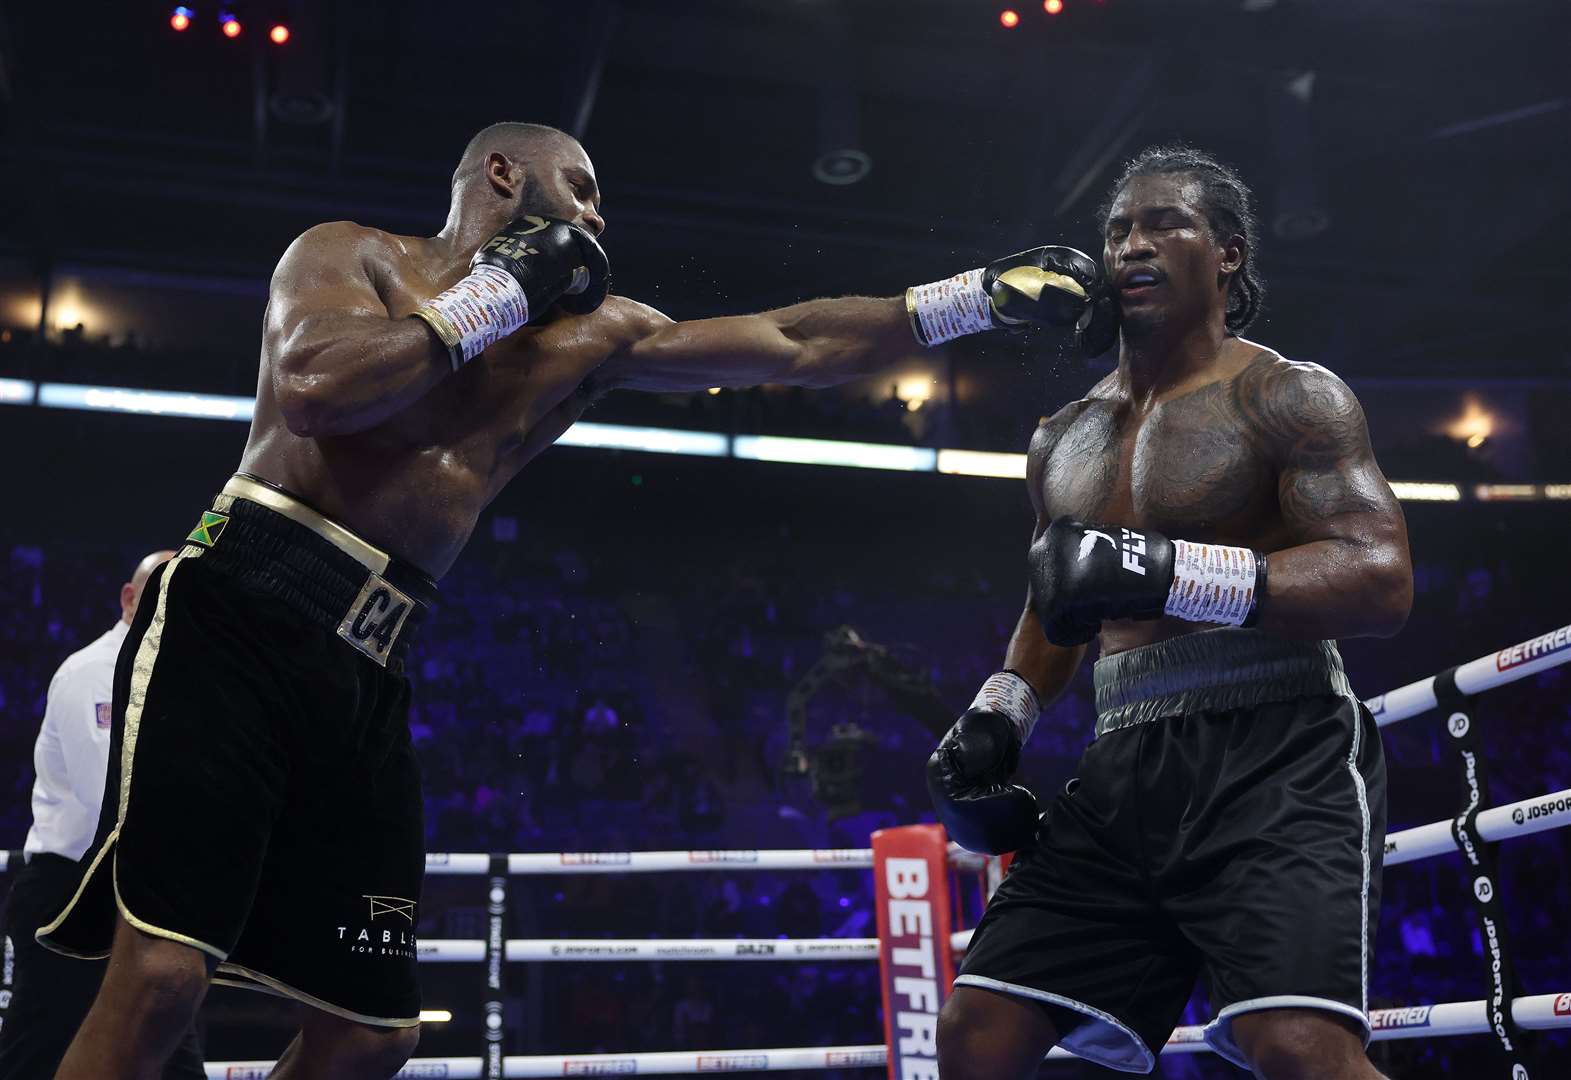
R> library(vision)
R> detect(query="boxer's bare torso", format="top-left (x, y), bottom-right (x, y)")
top-left (1029, 337), bottom-right (1404, 656)
top-left (239, 221), bottom-right (668, 576)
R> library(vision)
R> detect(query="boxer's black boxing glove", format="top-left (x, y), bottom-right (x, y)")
top-left (1028, 516), bottom-right (1176, 647)
top-left (927, 708), bottom-right (1040, 855)
top-left (906, 245), bottom-right (1114, 355)
top-left (474, 215), bottom-right (610, 317)
top-left (1031, 518), bottom-right (1269, 646)
top-left (983, 246), bottom-right (1119, 359)
top-left (1074, 281), bottom-right (1120, 359)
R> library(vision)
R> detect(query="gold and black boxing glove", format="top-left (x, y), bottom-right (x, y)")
top-left (905, 245), bottom-right (1119, 358)
top-left (412, 216), bottom-right (610, 371)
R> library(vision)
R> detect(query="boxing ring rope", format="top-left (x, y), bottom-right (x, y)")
top-left (1367, 621), bottom-right (1571, 726)
top-left (6, 625), bottom-right (1567, 1077)
top-left (406, 767), bottom-right (1571, 966)
top-left (200, 992), bottom-right (1571, 1077)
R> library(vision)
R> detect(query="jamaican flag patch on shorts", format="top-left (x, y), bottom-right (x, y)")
top-left (186, 509), bottom-right (229, 547)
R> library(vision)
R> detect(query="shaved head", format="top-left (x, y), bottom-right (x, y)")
top-left (454, 122), bottom-right (579, 190)
top-left (448, 121), bottom-right (603, 238)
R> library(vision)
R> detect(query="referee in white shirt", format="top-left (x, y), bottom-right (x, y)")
top-left (0, 550), bottom-right (204, 1079)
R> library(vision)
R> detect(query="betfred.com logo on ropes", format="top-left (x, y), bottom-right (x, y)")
top-left (1553, 993), bottom-right (1571, 1017)
top-left (688, 850), bottom-right (759, 864)
top-left (812, 849), bottom-right (870, 863)
top-left (826, 1050), bottom-right (887, 1068)
top-left (563, 1060), bottom-right (637, 1075)
top-left (1370, 1006), bottom-right (1433, 1031)
top-left (559, 852), bottom-right (632, 865)
top-left (1495, 626), bottom-right (1571, 671)
top-left (697, 1054), bottom-right (770, 1072)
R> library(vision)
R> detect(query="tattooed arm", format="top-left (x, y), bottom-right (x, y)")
top-left (1238, 358), bottom-right (1413, 639)
top-left (1005, 411), bottom-right (1090, 700)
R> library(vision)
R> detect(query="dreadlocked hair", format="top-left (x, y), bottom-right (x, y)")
top-left (1097, 145), bottom-right (1266, 334)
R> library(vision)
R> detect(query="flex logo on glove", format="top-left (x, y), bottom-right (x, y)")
top-left (1119, 528), bottom-right (1148, 575)
top-left (1079, 528), bottom-right (1148, 575)
top-left (480, 215), bottom-right (550, 260)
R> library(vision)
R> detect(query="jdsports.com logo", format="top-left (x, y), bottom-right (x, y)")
top-left (1510, 795), bottom-right (1570, 826)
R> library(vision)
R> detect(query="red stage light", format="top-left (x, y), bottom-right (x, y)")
top-left (1000, 9), bottom-right (1020, 27)
top-left (269, 23), bottom-right (290, 44)
top-left (170, 10), bottom-right (192, 32)
top-left (1045, 0), bottom-right (1064, 13)
top-left (221, 16), bottom-right (242, 38)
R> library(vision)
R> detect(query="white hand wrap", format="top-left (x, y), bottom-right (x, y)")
top-left (1163, 539), bottom-right (1260, 626)
top-left (971, 671), bottom-right (1041, 745)
top-left (413, 263), bottom-right (531, 371)
top-left (905, 268), bottom-right (993, 346)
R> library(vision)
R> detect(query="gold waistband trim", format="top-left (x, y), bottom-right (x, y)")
top-left (220, 474), bottom-right (391, 576)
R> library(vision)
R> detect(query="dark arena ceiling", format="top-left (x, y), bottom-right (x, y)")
top-left (0, 0), bottom-right (1566, 386)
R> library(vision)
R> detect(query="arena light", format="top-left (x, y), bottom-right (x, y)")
top-left (999, 9), bottom-right (1020, 28)
top-left (170, 6), bottom-right (194, 31)
top-left (895, 376), bottom-right (933, 411)
top-left (1044, 0), bottom-right (1064, 13)
top-left (1388, 481), bottom-right (1462, 503)
top-left (733, 435), bottom-right (936, 473)
top-left (418, 1009), bottom-right (452, 1024)
top-left (936, 449), bottom-right (1028, 480)
top-left (555, 421), bottom-right (729, 458)
top-left (220, 11), bottom-right (241, 38)
top-left (11, 380), bottom-right (1558, 499)
top-left (1474, 484), bottom-right (1539, 502)
top-left (0, 377), bottom-right (35, 404)
top-left (269, 23), bottom-right (290, 45)
top-left (36, 383), bottom-right (255, 421)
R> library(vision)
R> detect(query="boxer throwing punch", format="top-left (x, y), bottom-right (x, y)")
top-left (929, 147), bottom-right (1412, 1078)
top-left (38, 120), bottom-right (1094, 1080)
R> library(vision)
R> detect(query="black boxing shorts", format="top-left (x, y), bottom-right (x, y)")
top-left (37, 474), bottom-right (435, 1027)
top-left (955, 628), bottom-right (1385, 1073)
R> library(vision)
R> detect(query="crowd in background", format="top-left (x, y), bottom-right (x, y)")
top-left (2, 494), bottom-right (1567, 1077)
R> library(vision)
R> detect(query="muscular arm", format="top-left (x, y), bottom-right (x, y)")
top-left (603, 296), bottom-right (921, 392)
top-left (1237, 360), bottom-right (1413, 639)
top-left (1007, 416), bottom-right (1088, 703)
top-left (263, 222), bottom-right (452, 438)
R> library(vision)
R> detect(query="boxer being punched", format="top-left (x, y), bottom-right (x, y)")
top-left (929, 147), bottom-right (1412, 1078)
top-left (38, 122), bottom-right (1098, 1080)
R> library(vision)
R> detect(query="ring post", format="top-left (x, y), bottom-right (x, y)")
top-left (873, 824), bottom-right (957, 1080)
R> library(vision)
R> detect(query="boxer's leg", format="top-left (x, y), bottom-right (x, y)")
top-left (1231, 1008), bottom-right (1389, 1080)
top-left (268, 1006), bottom-right (419, 1080)
top-left (54, 916), bottom-right (215, 1080)
top-left (937, 986), bottom-right (1059, 1080)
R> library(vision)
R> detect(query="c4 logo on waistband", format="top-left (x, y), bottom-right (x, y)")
top-left (186, 510), bottom-right (229, 547)
top-left (337, 574), bottom-right (414, 667)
